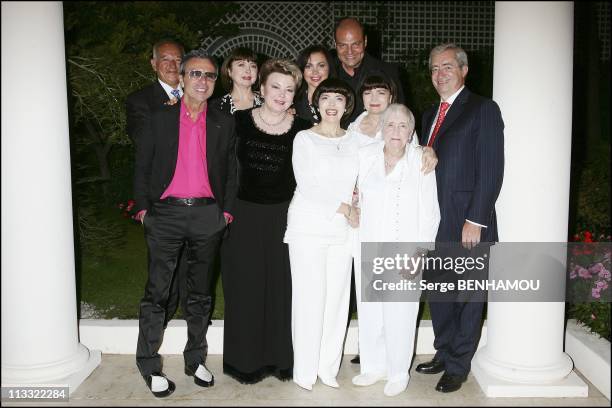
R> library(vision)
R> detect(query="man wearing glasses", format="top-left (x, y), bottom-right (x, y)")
top-left (133, 48), bottom-right (237, 398)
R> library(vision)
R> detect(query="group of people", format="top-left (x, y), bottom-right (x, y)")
top-left (127, 16), bottom-right (504, 399)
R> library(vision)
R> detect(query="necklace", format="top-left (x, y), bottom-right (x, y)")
top-left (322, 131), bottom-right (344, 151)
top-left (334, 137), bottom-right (343, 151)
top-left (258, 108), bottom-right (287, 127)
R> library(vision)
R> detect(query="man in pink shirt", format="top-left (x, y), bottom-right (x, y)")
top-left (133, 48), bottom-right (237, 397)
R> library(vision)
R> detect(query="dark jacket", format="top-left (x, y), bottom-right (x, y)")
top-left (126, 81), bottom-right (170, 145)
top-left (133, 103), bottom-right (238, 216)
top-left (420, 87), bottom-right (504, 243)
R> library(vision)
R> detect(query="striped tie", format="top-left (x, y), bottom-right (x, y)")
top-left (171, 89), bottom-right (181, 99)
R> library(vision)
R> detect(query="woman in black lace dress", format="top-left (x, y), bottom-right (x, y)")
top-left (215, 47), bottom-right (263, 114)
top-left (221, 59), bottom-right (310, 384)
top-left (294, 45), bottom-right (336, 125)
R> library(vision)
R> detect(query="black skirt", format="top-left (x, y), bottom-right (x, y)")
top-left (220, 198), bottom-right (293, 383)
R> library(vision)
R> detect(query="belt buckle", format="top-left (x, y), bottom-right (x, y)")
top-left (185, 198), bottom-right (194, 206)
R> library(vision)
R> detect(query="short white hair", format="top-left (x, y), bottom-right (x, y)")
top-left (381, 103), bottom-right (416, 132)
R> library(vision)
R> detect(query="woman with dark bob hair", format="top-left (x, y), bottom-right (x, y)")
top-left (221, 58), bottom-right (311, 384)
top-left (215, 47), bottom-right (263, 114)
top-left (284, 78), bottom-right (360, 390)
top-left (294, 45), bottom-right (336, 124)
top-left (348, 75), bottom-right (396, 140)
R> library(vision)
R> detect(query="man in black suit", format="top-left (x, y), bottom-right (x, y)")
top-left (127, 39), bottom-right (184, 144)
top-left (126, 40), bottom-right (186, 330)
top-left (416, 43), bottom-right (504, 393)
top-left (333, 17), bottom-right (405, 124)
top-left (133, 48), bottom-right (237, 397)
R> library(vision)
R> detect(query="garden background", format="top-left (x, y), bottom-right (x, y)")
top-left (64, 2), bottom-right (610, 340)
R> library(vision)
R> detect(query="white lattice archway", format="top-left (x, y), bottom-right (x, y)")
top-left (203, 2), bottom-right (335, 59)
top-left (207, 28), bottom-right (298, 59)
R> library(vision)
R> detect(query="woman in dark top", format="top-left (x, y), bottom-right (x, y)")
top-left (215, 47), bottom-right (263, 115)
top-left (221, 58), bottom-right (310, 384)
top-left (294, 45), bottom-right (336, 125)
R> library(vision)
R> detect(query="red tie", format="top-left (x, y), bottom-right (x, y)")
top-left (427, 102), bottom-right (450, 147)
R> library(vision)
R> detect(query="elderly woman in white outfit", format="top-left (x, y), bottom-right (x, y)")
top-left (352, 104), bottom-right (441, 396)
top-left (284, 78), bottom-right (360, 390)
top-left (347, 76), bottom-right (437, 366)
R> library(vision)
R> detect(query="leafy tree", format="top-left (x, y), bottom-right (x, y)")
top-left (65, 1), bottom-right (238, 189)
top-left (63, 1), bottom-right (239, 252)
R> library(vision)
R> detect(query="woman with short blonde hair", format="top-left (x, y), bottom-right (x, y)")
top-left (221, 58), bottom-right (310, 384)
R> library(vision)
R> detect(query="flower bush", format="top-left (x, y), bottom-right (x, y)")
top-left (118, 199), bottom-right (137, 221)
top-left (567, 230), bottom-right (611, 340)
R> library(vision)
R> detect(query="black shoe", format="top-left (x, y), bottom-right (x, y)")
top-left (185, 363), bottom-right (215, 387)
top-left (350, 354), bottom-right (360, 364)
top-left (435, 372), bottom-right (467, 393)
top-left (144, 372), bottom-right (176, 398)
top-left (416, 358), bottom-right (445, 374)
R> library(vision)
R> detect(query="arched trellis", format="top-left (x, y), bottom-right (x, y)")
top-left (207, 28), bottom-right (299, 60)
top-left (200, 1), bottom-right (502, 63)
top-left (201, 2), bottom-right (335, 59)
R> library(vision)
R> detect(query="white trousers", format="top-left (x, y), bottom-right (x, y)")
top-left (355, 248), bottom-right (419, 382)
top-left (289, 239), bottom-right (353, 386)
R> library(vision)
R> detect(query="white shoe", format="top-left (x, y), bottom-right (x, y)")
top-left (294, 380), bottom-right (313, 391)
top-left (185, 363), bottom-right (214, 387)
top-left (384, 378), bottom-right (408, 397)
top-left (150, 375), bottom-right (169, 393)
top-left (352, 372), bottom-right (386, 386)
top-left (195, 364), bottom-right (213, 382)
top-left (319, 376), bottom-right (339, 388)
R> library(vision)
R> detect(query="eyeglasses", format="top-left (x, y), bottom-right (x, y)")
top-left (187, 69), bottom-right (218, 81)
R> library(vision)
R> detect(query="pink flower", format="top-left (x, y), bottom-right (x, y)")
top-left (598, 268), bottom-right (611, 281)
top-left (569, 269), bottom-right (577, 279)
top-left (595, 280), bottom-right (608, 290)
top-left (589, 263), bottom-right (604, 274)
top-left (577, 266), bottom-right (592, 279)
top-left (591, 288), bottom-right (601, 299)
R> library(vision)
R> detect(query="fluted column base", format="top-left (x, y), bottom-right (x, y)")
top-left (472, 347), bottom-right (587, 397)
top-left (1, 345), bottom-right (101, 395)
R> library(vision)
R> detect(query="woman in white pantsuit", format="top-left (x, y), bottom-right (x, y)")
top-left (284, 78), bottom-right (360, 390)
top-left (352, 104), bottom-right (441, 396)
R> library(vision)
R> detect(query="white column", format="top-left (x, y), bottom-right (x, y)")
top-left (471, 2), bottom-right (587, 397)
top-left (1, 2), bottom-right (100, 394)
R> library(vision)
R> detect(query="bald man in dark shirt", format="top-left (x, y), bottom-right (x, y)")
top-left (333, 17), bottom-right (405, 124)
